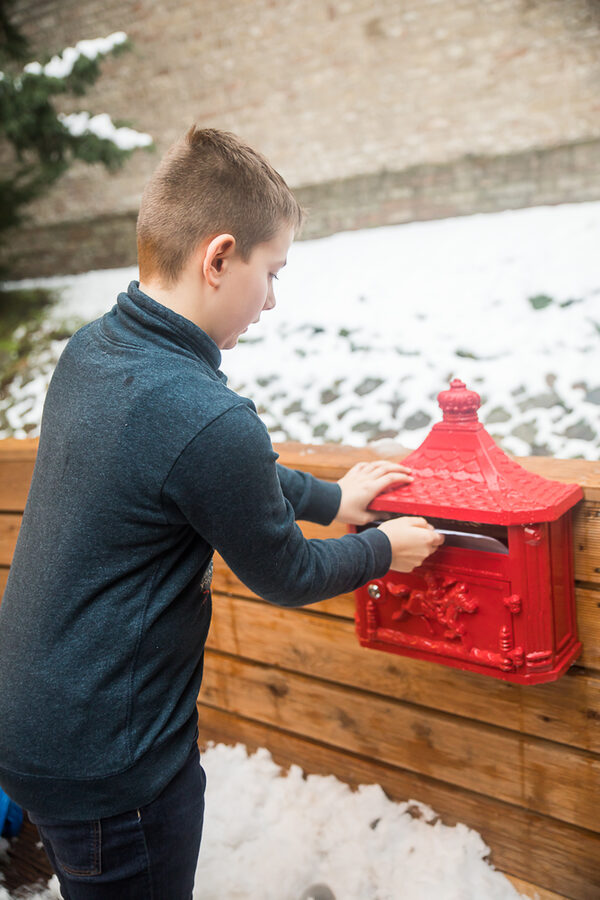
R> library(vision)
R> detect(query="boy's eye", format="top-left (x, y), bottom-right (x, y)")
top-left (269, 272), bottom-right (278, 281)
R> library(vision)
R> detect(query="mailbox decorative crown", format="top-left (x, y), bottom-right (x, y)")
top-left (354, 379), bottom-right (583, 684)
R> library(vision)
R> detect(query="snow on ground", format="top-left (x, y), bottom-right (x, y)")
top-left (2, 201), bottom-right (599, 458)
top-left (0, 744), bottom-right (528, 900)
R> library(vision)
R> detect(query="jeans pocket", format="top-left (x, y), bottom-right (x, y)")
top-left (30, 815), bottom-right (102, 877)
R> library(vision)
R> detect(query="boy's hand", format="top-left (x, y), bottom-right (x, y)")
top-left (336, 460), bottom-right (413, 525)
top-left (378, 516), bottom-right (444, 571)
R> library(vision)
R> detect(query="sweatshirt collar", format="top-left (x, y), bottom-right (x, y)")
top-left (116, 281), bottom-right (224, 375)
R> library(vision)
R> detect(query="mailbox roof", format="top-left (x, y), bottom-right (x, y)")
top-left (370, 380), bottom-right (583, 525)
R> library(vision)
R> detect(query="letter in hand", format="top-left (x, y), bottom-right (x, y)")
top-left (336, 460), bottom-right (413, 525)
top-left (377, 516), bottom-right (445, 572)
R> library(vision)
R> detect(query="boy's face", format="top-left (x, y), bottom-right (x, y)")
top-left (214, 225), bottom-right (294, 350)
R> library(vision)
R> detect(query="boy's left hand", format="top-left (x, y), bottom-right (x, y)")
top-left (335, 460), bottom-right (413, 525)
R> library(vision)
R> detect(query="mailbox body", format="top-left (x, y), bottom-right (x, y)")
top-left (354, 380), bottom-right (583, 684)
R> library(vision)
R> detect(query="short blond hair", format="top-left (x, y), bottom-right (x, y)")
top-left (136, 126), bottom-right (304, 285)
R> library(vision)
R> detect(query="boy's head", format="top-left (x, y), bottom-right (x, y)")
top-left (136, 126), bottom-right (304, 288)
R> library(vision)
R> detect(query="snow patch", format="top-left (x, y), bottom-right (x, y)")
top-left (0, 745), bottom-right (527, 900)
top-left (24, 32), bottom-right (127, 79)
top-left (58, 111), bottom-right (152, 149)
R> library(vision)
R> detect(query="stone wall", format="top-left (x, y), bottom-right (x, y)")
top-left (4, 0), bottom-right (600, 276)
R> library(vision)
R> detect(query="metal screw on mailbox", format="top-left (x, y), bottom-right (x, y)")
top-left (367, 583), bottom-right (382, 600)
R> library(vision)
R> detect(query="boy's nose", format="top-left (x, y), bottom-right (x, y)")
top-left (264, 286), bottom-right (276, 310)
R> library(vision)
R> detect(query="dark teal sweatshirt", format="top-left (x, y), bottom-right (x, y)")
top-left (0, 282), bottom-right (391, 819)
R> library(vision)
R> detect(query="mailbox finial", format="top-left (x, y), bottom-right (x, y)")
top-left (438, 379), bottom-right (481, 424)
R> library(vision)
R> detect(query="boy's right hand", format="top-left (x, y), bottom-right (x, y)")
top-left (377, 516), bottom-right (444, 572)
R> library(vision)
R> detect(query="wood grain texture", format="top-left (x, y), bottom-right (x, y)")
top-left (200, 651), bottom-right (600, 831)
top-left (576, 587), bottom-right (600, 672)
top-left (1, 436), bottom-right (597, 494)
top-left (213, 498), bottom-right (599, 590)
top-left (274, 442), bottom-right (600, 501)
top-left (574, 502), bottom-right (600, 584)
top-left (197, 706), bottom-right (600, 900)
top-left (208, 593), bottom-right (600, 752)
top-left (0, 566), bottom-right (9, 598)
top-left (504, 874), bottom-right (572, 900)
top-left (0, 513), bottom-right (24, 566)
top-left (211, 558), bottom-right (600, 670)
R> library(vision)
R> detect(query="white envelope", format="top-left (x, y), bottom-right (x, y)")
top-left (437, 529), bottom-right (509, 555)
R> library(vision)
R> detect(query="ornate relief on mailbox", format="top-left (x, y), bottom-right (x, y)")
top-left (353, 379), bottom-right (583, 684)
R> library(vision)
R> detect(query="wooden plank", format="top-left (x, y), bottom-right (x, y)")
top-left (1, 518), bottom-right (597, 669)
top-left (504, 874), bottom-right (571, 900)
top-left (200, 651), bottom-right (600, 831)
top-left (215, 564), bottom-right (599, 633)
top-left (275, 443), bottom-right (600, 501)
top-left (283, 586), bottom-right (600, 654)
top-left (213, 552), bottom-right (356, 615)
top-left (0, 441), bottom-right (36, 512)
top-left (577, 587), bottom-right (600, 672)
top-left (304, 584), bottom-right (600, 669)
top-left (0, 513), bottom-right (23, 566)
top-left (214, 497), bottom-right (600, 591)
top-left (197, 705), bottom-right (600, 900)
top-left (0, 438), bottom-right (597, 503)
top-left (208, 593), bottom-right (600, 752)
top-left (0, 442), bottom-right (598, 584)
top-left (274, 441), bottom-right (390, 480)
top-left (302, 586), bottom-right (600, 677)
top-left (211, 552), bottom-right (600, 674)
top-left (1, 439), bottom-right (598, 489)
top-left (574, 502), bottom-right (600, 584)
top-left (5, 519), bottom-right (594, 673)
top-left (0, 566), bottom-right (9, 599)
top-left (0, 438), bottom-right (37, 457)
top-left (516, 458), bottom-right (600, 502)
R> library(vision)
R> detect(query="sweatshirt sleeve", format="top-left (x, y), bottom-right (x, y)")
top-left (161, 402), bottom-right (391, 607)
top-left (275, 463), bottom-right (341, 525)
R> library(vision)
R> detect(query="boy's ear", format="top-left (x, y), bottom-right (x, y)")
top-left (202, 234), bottom-right (236, 287)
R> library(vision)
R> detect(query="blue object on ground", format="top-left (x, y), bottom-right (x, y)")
top-left (0, 786), bottom-right (23, 838)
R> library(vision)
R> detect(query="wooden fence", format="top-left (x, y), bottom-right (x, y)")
top-left (0, 439), bottom-right (598, 899)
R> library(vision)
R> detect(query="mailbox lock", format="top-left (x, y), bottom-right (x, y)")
top-left (367, 583), bottom-right (382, 600)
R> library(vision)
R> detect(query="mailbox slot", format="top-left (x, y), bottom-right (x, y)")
top-left (363, 516), bottom-right (509, 555)
top-left (426, 517), bottom-right (508, 554)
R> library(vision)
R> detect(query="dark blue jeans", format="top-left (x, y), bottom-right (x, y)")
top-left (28, 742), bottom-right (206, 900)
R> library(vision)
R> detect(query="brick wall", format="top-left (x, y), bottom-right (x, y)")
top-left (4, 0), bottom-right (600, 276)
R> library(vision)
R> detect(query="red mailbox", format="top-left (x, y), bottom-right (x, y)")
top-left (354, 379), bottom-right (583, 684)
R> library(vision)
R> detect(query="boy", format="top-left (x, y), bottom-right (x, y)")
top-left (0, 127), bottom-right (442, 899)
